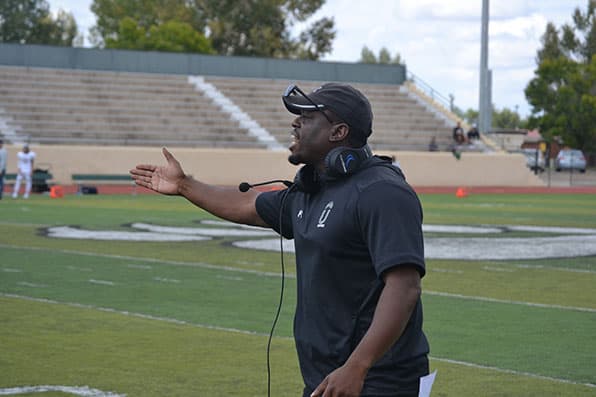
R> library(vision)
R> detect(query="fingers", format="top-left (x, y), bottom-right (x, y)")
top-left (310, 378), bottom-right (328, 397)
top-left (162, 147), bottom-right (174, 162)
top-left (130, 166), bottom-right (156, 177)
top-left (129, 167), bottom-right (156, 189)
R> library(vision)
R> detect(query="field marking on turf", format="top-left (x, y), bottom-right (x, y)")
top-left (2, 243), bottom-right (595, 313)
top-left (424, 290), bottom-right (596, 313)
top-left (1, 293), bottom-right (269, 337)
top-left (3, 292), bottom-right (593, 390)
top-left (0, 244), bottom-right (284, 278)
top-left (430, 356), bottom-right (596, 389)
top-left (127, 264), bottom-right (152, 270)
top-left (0, 385), bottom-right (125, 396)
top-left (3, 242), bottom-right (595, 279)
top-left (153, 277), bottom-right (181, 283)
top-left (430, 268), bottom-right (464, 274)
top-left (16, 282), bottom-right (46, 288)
top-left (2, 268), bottom-right (22, 273)
top-left (514, 263), bottom-right (596, 274)
top-left (482, 266), bottom-right (515, 273)
top-left (88, 279), bottom-right (115, 286)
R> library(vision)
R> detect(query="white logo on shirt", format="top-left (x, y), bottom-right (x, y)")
top-left (317, 201), bottom-right (334, 228)
top-left (297, 209), bottom-right (303, 219)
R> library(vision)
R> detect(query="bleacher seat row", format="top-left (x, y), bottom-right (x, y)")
top-left (0, 65), bottom-right (455, 151)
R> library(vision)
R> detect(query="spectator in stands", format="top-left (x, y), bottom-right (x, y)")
top-left (131, 82), bottom-right (430, 397)
top-left (452, 121), bottom-right (466, 144)
top-left (428, 136), bottom-right (439, 152)
top-left (12, 144), bottom-right (36, 199)
top-left (0, 139), bottom-right (6, 199)
top-left (467, 124), bottom-right (480, 141)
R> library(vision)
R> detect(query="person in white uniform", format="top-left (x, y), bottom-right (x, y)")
top-left (12, 144), bottom-right (36, 199)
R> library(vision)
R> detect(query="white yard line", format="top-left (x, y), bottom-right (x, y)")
top-left (88, 279), bottom-right (115, 286)
top-left (0, 244), bottom-right (285, 278)
top-left (2, 243), bottom-right (595, 313)
top-left (424, 290), bottom-right (596, 313)
top-left (2, 293), bottom-right (594, 389)
top-left (1, 293), bottom-right (267, 337)
top-left (153, 277), bottom-right (181, 283)
top-left (430, 356), bottom-right (596, 388)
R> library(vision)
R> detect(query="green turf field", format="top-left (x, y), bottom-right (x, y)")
top-left (1, 193), bottom-right (595, 396)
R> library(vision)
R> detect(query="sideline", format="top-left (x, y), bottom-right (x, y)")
top-left (2, 293), bottom-right (594, 390)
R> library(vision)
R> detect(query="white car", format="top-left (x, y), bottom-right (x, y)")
top-left (555, 149), bottom-right (586, 173)
top-left (522, 149), bottom-right (545, 172)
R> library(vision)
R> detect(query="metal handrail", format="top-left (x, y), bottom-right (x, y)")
top-left (407, 71), bottom-right (453, 111)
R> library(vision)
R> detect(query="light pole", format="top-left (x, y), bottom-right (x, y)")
top-left (478, 0), bottom-right (491, 134)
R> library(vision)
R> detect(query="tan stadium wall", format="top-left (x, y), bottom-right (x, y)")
top-left (4, 144), bottom-right (544, 187)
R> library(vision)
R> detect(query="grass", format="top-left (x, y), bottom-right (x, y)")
top-left (1, 193), bottom-right (595, 396)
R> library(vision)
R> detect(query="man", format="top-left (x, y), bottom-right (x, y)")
top-left (0, 139), bottom-right (7, 199)
top-left (130, 83), bottom-right (430, 396)
top-left (467, 124), bottom-right (480, 141)
top-left (12, 144), bottom-right (36, 199)
top-left (452, 121), bottom-right (465, 145)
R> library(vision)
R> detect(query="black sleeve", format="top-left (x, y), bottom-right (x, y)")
top-left (255, 189), bottom-right (295, 239)
top-left (357, 182), bottom-right (426, 278)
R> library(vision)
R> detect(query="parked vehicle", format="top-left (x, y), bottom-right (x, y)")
top-left (522, 148), bottom-right (545, 172)
top-left (555, 149), bottom-right (587, 173)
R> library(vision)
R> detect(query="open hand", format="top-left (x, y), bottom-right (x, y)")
top-left (129, 148), bottom-right (185, 195)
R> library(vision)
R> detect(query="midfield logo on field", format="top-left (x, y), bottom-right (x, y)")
top-left (42, 221), bottom-right (596, 260)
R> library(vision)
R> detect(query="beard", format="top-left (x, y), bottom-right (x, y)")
top-left (288, 153), bottom-right (301, 165)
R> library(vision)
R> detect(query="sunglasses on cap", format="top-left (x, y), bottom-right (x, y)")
top-left (283, 84), bottom-right (334, 124)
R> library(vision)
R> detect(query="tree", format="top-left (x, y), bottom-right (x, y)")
top-left (492, 106), bottom-right (523, 129)
top-left (295, 17), bottom-right (335, 60)
top-left (536, 23), bottom-right (564, 64)
top-left (359, 46), bottom-right (377, 64)
top-left (90, 0), bottom-right (335, 59)
top-left (105, 17), bottom-right (213, 54)
top-left (0, 0), bottom-right (78, 46)
top-left (526, 56), bottom-right (596, 151)
top-left (90, 0), bottom-right (204, 47)
top-left (525, 0), bottom-right (596, 152)
top-left (358, 46), bottom-right (404, 65)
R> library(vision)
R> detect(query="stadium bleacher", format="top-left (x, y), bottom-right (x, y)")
top-left (0, 65), bottom-right (456, 152)
top-left (0, 66), bottom-right (265, 149)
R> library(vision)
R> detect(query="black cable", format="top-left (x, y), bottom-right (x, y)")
top-left (266, 185), bottom-right (293, 397)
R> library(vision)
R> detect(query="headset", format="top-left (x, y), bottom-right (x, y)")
top-left (293, 144), bottom-right (373, 193)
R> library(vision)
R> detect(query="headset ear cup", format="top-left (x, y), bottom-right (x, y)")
top-left (293, 165), bottom-right (320, 193)
top-left (325, 145), bottom-right (372, 177)
top-left (324, 147), bottom-right (345, 177)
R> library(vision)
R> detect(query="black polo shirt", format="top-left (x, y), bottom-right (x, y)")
top-left (256, 157), bottom-right (429, 396)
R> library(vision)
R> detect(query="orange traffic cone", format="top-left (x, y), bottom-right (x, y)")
top-left (455, 187), bottom-right (468, 198)
top-left (50, 185), bottom-right (64, 198)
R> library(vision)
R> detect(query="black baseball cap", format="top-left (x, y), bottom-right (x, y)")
top-left (283, 83), bottom-right (373, 144)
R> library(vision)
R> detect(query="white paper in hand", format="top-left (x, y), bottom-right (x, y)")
top-left (418, 370), bottom-right (437, 397)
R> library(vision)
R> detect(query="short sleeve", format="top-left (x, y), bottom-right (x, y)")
top-left (357, 182), bottom-right (425, 278)
top-left (255, 189), bottom-right (295, 239)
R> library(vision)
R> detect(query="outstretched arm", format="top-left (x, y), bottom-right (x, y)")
top-left (310, 265), bottom-right (421, 397)
top-left (130, 148), bottom-right (268, 227)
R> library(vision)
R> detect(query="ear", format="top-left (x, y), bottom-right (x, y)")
top-left (329, 123), bottom-right (349, 142)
